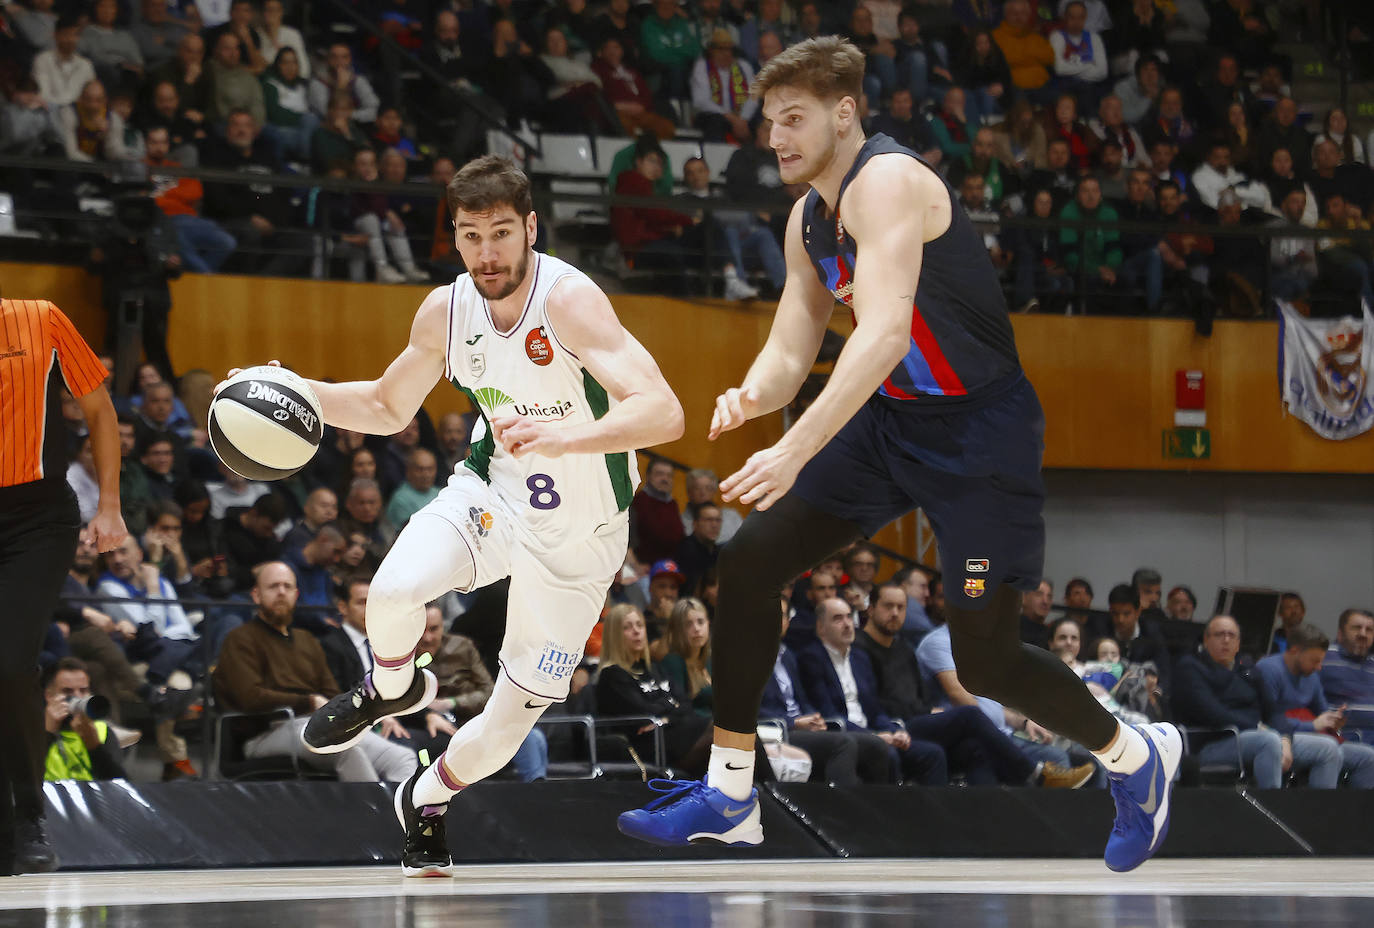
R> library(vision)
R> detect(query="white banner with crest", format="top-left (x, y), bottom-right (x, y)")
top-left (1278, 301), bottom-right (1374, 440)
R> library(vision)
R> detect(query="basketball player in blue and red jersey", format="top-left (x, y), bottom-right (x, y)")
top-left (617, 37), bottom-right (1181, 872)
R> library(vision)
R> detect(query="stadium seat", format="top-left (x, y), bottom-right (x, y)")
top-left (700, 142), bottom-right (739, 180)
top-left (529, 134), bottom-right (599, 178)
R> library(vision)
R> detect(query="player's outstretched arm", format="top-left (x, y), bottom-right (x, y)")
top-left (777, 156), bottom-right (928, 460)
top-left (492, 275), bottom-right (684, 458)
top-left (220, 286), bottom-right (450, 437)
top-left (712, 198), bottom-right (836, 439)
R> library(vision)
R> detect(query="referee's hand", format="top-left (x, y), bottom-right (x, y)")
top-left (84, 506), bottom-right (128, 554)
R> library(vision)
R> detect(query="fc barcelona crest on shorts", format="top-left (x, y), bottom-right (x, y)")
top-left (964, 578), bottom-right (985, 598)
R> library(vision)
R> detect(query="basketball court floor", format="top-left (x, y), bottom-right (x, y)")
top-left (2, 859), bottom-right (1371, 927)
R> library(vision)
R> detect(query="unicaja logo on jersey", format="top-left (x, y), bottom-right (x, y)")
top-left (514, 399), bottom-right (575, 421)
top-left (246, 380), bottom-right (318, 432)
top-left (472, 387), bottom-right (514, 415)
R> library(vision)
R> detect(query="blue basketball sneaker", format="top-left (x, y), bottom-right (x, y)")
top-left (617, 778), bottom-right (764, 847)
top-left (1104, 722), bottom-right (1183, 872)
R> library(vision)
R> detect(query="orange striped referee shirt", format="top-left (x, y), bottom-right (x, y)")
top-left (0, 298), bottom-right (108, 489)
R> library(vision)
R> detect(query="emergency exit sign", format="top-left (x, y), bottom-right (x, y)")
top-left (1163, 427), bottom-right (1210, 459)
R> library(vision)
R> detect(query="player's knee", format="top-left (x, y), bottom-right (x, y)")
top-left (366, 566), bottom-right (429, 619)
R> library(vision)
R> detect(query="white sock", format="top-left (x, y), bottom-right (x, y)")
top-left (705, 745), bottom-right (755, 801)
top-left (1093, 722), bottom-right (1151, 774)
top-left (371, 657), bottom-right (416, 700)
top-left (411, 757), bottom-right (464, 807)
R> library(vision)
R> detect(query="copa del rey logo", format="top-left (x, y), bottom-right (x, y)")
top-left (246, 380), bottom-right (319, 432)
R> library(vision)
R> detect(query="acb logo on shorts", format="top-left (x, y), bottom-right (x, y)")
top-left (964, 578), bottom-right (986, 598)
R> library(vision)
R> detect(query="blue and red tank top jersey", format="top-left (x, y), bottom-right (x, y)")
top-left (802, 133), bottom-right (1022, 405)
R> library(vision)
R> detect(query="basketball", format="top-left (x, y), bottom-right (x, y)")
top-left (208, 365), bottom-right (324, 481)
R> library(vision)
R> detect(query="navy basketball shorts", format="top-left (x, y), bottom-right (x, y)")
top-left (790, 375), bottom-right (1046, 612)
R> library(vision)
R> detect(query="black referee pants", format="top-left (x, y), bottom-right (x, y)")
top-left (0, 493), bottom-right (80, 868)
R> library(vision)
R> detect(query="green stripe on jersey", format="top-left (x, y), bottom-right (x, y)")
top-left (581, 368), bottom-right (634, 512)
top-left (452, 378), bottom-right (496, 483)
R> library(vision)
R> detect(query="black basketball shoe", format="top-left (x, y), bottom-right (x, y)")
top-left (302, 668), bottom-right (437, 754)
top-left (394, 768), bottom-right (455, 878)
top-left (15, 815), bottom-right (59, 873)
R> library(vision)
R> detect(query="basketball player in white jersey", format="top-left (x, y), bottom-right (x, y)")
top-left (218, 156), bottom-right (683, 876)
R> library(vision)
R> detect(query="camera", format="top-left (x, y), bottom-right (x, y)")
top-left (66, 694), bottom-right (112, 721)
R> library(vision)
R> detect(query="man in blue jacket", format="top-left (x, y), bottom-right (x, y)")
top-left (1256, 622), bottom-right (1374, 789)
top-left (760, 600), bottom-right (889, 784)
top-left (797, 596), bottom-right (943, 784)
top-left (1320, 609), bottom-right (1374, 745)
top-left (1173, 614), bottom-right (1287, 788)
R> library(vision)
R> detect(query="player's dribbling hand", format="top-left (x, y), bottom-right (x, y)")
top-left (214, 359), bottom-right (281, 396)
top-left (720, 441), bottom-right (805, 512)
top-left (84, 505), bottom-right (128, 553)
top-left (491, 416), bottom-right (568, 459)
top-left (707, 386), bottom-right (761, 440)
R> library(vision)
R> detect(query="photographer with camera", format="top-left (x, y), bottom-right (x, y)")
top-left (88, 193), bottom-right (182, 388)
top-left (42, 658), bottom-right (127, 782)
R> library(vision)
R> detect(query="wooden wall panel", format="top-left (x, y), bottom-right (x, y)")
top-left (6, 262), bottom-right (1370, 484)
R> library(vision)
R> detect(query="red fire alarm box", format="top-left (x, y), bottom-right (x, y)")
top-left (1176, 370), bottom-right (1205, 410)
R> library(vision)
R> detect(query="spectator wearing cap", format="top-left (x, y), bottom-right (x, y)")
top-left (630, 457), bottom-right (683, 564)
top-left (1257, 623), bottom-right (1374, 789)
top-left (645, 559), bottom-right (685, 661)
top-left (689, 28), bottom-right (757, 143)
top-left (1321, 609), bottom-right (1374, 745)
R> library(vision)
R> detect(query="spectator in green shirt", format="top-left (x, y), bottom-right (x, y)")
top-left (640, 0), bottom-right (699, 102)
top-left (385, 448), bottom-right (440, 530)
top-left (1059, 176), bottom-right (1121, 304)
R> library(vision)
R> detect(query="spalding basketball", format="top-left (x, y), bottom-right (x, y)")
top-left (209, 365), bottom-right (324, 480)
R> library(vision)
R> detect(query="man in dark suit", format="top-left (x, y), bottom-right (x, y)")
top-left (797, 597), bottom-right (948, 785)
top-left (316, 575), bottom-right (370, 692)
top-left (760, 600), bottom-right (889, 784)
top-left (855, 583), bottom-right (1093, 788)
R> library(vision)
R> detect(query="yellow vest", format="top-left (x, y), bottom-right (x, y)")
top-left (44, 721), bottom-right (109, 782)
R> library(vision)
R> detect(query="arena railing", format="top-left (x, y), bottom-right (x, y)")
top-left (7, 153), bottom-right (1374, 320)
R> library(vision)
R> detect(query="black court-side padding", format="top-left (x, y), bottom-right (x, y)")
top-left (768, 785), bottom-right (1320, 858)
top-left (41, 781), bottom-right (1372, 870)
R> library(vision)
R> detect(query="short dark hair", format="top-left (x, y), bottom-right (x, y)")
top-left (137, 434), bottom-right (174, 456)
top-left (1132, 568), bottom-right (1162, 589)
top-left (1167, 585), bottom-right (1197, 608)
top-left (1049, 615), bottom-right (1082, 639)
top-left (174, 479), bottom-right (209, 507)
top-left (1280, 592), bottom-right (1305, 607)
top-left (335, 572), bottom-right (372, 603)
top-left (1338, 608), bottom-right (1373, 632)
top-left (647, 456), bottom-right (673, 473)
top-left (1286, 622), bottom-right (1330, 653)
top-left (250, 493), bottom-right (288, 522)
top-left (148, 499), bottom-right (183, 523)
top-left (43, 656), bottom-right (90, 689)
top-left (1108, 584), bottom-right (1140, 609)
top-left (446, 155), bottom-right (533, 219)
top-left (875, 580), bottom-right (905, 600)
top-left (1066, 577), bottom-right (1093, 598)
top-left (1158, 180), bottom-right (1181, 197)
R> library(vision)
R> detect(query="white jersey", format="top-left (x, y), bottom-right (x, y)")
top-left (443, 252), bottom-right (638, 550)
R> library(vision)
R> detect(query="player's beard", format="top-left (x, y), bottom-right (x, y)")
top-left (472, 248), bottom-right (531, 301)
top-left (780, 128), bottom-right (839, 187)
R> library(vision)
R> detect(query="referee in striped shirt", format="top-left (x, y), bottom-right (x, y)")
top-left (1, 293), bottom-right (126, 875)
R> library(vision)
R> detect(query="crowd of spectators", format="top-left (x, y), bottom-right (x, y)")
top-left (43, 348), bottom-right (1374, 795)
top-left (3, 0), bottom-right (1372, 314)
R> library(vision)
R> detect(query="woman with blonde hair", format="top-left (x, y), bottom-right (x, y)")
top-left (662, 597), bottom-right (712, 716)
top-left (993, 98), bottom-right (1047, 174)
top-left (596, 604), bottom-right (714, 775)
